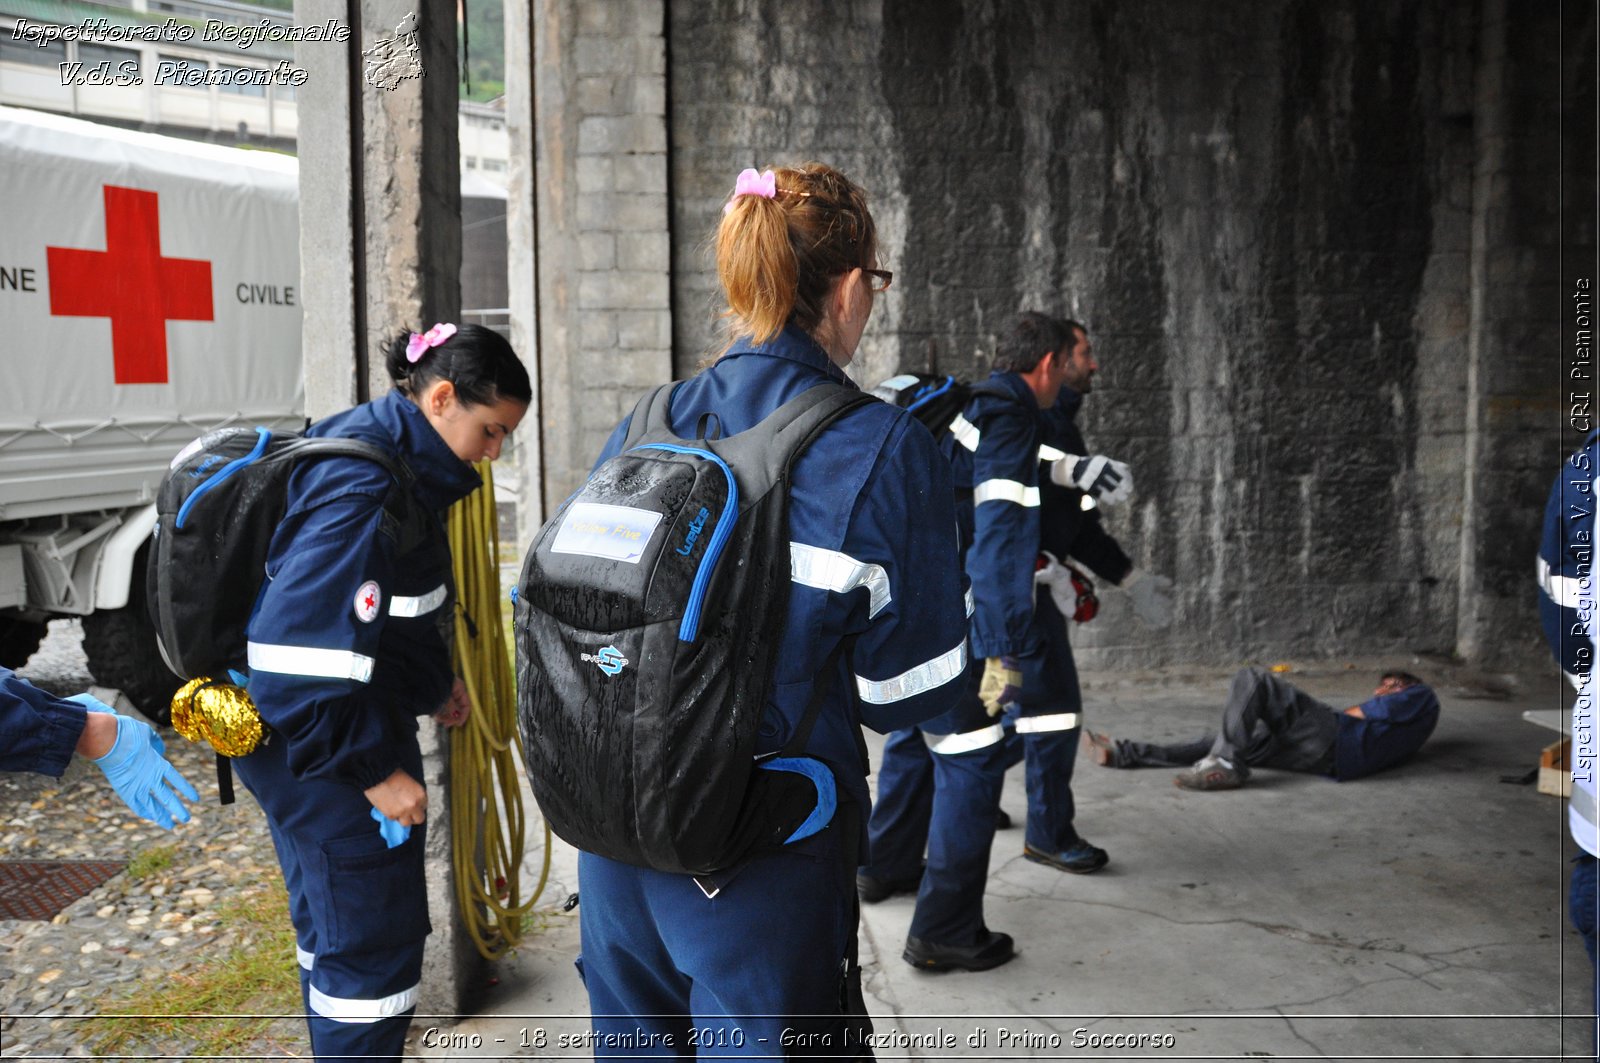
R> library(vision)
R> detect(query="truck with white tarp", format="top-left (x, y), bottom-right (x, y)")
top-left (0, 104), bottom-right (302, 713)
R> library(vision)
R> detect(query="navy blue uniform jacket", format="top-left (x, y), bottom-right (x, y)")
top-left (0, 667), bottom-right (87, 777)
top-left (245, 391), bottom-right (480, 790)
top-left (941, 371), bottom-right (1043, 659)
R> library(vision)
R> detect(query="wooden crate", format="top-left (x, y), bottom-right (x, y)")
top-left (1539, 737), bottom-right (1572, 798)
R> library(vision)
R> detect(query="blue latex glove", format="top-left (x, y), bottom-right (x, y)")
top-left (69, 697), bottom-right (199, 830)
top-left (371, 807), bottom-right (411, 849)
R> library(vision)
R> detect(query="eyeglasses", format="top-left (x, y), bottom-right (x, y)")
top-left (862, 268), bottom-right (893, 293)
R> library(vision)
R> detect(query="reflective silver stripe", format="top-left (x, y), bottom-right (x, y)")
top-left (973, 479), bottom-right (1040, 507)
top-left (308, 981), bottom-right (419, 1024)
top-left (964, 587), bottom-right (975, 617)
top-left (1573, 793), bottom-right (1600, 830)
top-left (1014, 712), bottom-right (1081, 734)
top-left (247, 642), bottom-right (376, 683)
top-left (1570, 780), bottom-right (1600, 855)
top-left (949, 414), bottom-right (981, 452)
top-left (790, 543), bottom-right (892, 619)
top-left (388, 583), bottom-right (447, 617)
top-left (857, 639), bottom-right (967, 704)
top-left (1538, 556), bottom-right (1584, 609)
top-left (929, 723), bottom-right (1005, 755)
top-left (296, 946), bottom-right (314, 971)
top-left (1038, 444), bottom-right (1067, 463)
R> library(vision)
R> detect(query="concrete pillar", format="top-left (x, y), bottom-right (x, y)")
top-left (504, 0), bottom-right (545, 533)
top-left (295, 0), bottom-right (477, 1016)
top-left (530, 0), bottom-right (673, 511)
top-left (1456, 0), bottom-right (1567, 667)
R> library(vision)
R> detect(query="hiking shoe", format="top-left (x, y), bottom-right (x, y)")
top-left (856, 867), bottom-right (923, 904)
top-left (995, 808), bottom-right (1014, 830)
top-left (1173, 756), bottom-right (1247, 791)
top-left (903, 930), bottom-right (1016, 972)
top-left (1022, 840), bottom-right (1109, 874)
top-left (1085, 731), bottom-right (1119, 767)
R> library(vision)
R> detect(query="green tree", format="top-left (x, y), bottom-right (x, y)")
top-left (459, 0), bottom-right (505, 101)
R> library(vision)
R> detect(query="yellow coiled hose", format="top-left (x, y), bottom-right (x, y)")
top-left (446, 459), bottom-right (550, 960)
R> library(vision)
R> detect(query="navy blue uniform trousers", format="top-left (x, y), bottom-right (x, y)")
top-left (577, 820), bottom-right (862, 1061)
top-left (235, 733), bottom-right (429, 1062)
top-left (999, 598), bottom-right (1088, 854)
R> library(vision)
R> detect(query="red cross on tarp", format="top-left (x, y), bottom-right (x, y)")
top-left (46, 185), bottom-right (214, 385)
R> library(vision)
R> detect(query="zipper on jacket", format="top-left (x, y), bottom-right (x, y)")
top-left (629, 443), bottom-right (739, 642)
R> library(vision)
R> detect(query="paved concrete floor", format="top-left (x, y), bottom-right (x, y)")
top-left (416, 660), bottom-right (1593, 1061)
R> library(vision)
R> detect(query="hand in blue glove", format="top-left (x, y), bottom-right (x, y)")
top-left (371, 807), bottom-right (411, 849)
top-left (68, 696), bottom-right (199, 830)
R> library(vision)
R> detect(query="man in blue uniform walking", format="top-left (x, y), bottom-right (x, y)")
top-left (863, 312), bottom-right (1145, 972)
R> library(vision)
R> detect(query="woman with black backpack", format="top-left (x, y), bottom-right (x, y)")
top-left (232, 324), bottom-right (528, 1062)
top-left (559, 163), bottom-right (971, 1058)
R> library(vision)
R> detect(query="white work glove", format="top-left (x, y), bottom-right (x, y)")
top-left (1119, 569), bottom-right (1175, 629)
top-left (1050, 454), bottom-right (1133, 506)
top-left (1033, 551), bottom-right (1077, 619)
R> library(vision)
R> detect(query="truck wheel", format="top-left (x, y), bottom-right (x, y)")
top-left (0, 616), bottom-right (48, 669)
top-left (81, 559), bottom-right (181, 725)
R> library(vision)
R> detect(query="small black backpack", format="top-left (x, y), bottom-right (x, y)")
top-left (516, 381), bottom-right (872, 876)
top-left (147, 426), bottom-right (428, 681)
top-left (870, 373), bottom-right (970, 435)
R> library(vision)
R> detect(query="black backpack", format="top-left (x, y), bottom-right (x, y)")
top-left (870, 372), bottom-right (1020, 441)
top-left (515, 381), bottom-right (873, 876)
top-left (870, 373), bottom-right (970, 435)
top-left (148, 426), bottom-right (428, 681)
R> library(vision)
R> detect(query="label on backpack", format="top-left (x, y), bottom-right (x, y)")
top-left (549, 502), bottom-right (663, 564)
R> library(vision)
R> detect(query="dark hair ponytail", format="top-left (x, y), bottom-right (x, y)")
top-left (384, 323), bottom-right (532, 408)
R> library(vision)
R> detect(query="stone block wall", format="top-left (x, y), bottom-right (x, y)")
top-left (531, 0), bottom-right (672, 507)
top-left (657, 0), bottom-right (1590, 669)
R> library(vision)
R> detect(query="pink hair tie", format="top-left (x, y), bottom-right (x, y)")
top-left (723, 168), bottom-right (777, 215)
top-left (406, 322), bottom-right (457, 363)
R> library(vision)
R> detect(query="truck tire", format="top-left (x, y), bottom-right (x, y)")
top-left (81, 555), bottom-right (181, 725)
top-left (0, 616), bottom-right (48, 669)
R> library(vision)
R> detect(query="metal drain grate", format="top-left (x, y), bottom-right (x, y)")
top-left (0, 861), bottom-right (125, 921)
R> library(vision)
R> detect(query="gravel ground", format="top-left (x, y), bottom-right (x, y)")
top-left (1, 620), bottom-right (303, 1060)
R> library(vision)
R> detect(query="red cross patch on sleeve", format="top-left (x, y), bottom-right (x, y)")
top-left (354, 581), bottom-right (382, 623)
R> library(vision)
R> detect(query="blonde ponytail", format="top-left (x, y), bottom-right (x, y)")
top-left (713, 162), bottom-right (877, 349)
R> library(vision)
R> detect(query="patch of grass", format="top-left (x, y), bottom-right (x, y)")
top-left (125, 844), bottom-right (176, 879)
top-left (92, 878), bottom-right (302, 1059)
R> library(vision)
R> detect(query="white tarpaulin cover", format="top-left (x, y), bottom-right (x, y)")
top-left (0, 106), bottom-right (303, 517)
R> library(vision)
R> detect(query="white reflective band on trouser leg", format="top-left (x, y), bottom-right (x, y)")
top-left (949, 414), bottom-right (981, 452)
top-left (1014, 712), bottom-right (1081, 734)
top-left (856, 639), bottom-right (968, 704)
top-left (973, 479), bottom-right (1040, 507)
top-left (308, 982), bottom-right (419, 1024)
top-left (790, 542), bottom-right (892, 619)
top-left (388, 584), bottom-right (447, 617)
top-left (929, 724), bottom-right (1005, 755)
top-left (964, 587), bottom-right (975, 617)
top-left (296, 946), bottom-right (314, 971)
top-left (247, 642), bottom-right (376, 683)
